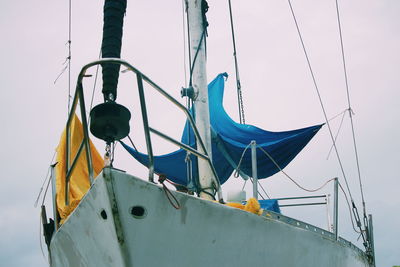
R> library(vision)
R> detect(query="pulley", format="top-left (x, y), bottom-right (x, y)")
top-left (90, 101), bottom-right (131, 143)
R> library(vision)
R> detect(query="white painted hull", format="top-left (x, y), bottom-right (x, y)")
top-left (50, 168), bottom-right (371, 267)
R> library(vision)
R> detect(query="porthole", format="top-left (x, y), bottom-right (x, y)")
top-left (130, 206), bottom-right (147, 219)
top-left (100, 209), bottom-right (107, 220)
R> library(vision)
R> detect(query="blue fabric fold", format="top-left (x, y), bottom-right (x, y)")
top-left (121, 73), bottom-right (322, 187)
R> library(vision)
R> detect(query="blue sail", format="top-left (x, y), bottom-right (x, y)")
top-left (121, 73), bottom-right (322, 186)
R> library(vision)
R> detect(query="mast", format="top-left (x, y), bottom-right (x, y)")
top-left (187, 0), bottom-right (214, 200)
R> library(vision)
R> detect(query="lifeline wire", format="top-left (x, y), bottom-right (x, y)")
top-left (334, 0), bottom-right (367, 220)
top-left (258, 144), bottom-right (362, 236)
top-left (258, 146), bottom-right (336, 193)
top-left (287, 0), bottom-right (354, 202)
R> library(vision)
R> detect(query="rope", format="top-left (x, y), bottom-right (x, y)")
top-left (187, 0), bottom-right (209, 87)
top-left (258, 146), bottom-right (335, 193)
top-left (334, 0), bottom-right (367, 223)
top-left (200, 189), bottom-right (217, 200)
top-left (188, 28), bottom-right (207, 87)
top-left (158, 175), bottom-right (181, 210)
top-left (233, 142), bottom-right (252, 178)
top-left (227, 0), bottom-right (246, 124)
top-left (287, 0), bottom-right (355, 203)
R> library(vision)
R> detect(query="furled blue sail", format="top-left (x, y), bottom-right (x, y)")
top-left (121, 73), bottom-right (322, 187)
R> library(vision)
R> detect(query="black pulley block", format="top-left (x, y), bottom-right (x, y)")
top-left (90, 101), bottom-right (131, 143)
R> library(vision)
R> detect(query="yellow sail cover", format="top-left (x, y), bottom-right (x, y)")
top-left (55, 114), bottom-right (104, 223)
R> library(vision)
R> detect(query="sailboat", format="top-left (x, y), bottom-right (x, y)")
top-left (40, 0), bottom-right (376, 266)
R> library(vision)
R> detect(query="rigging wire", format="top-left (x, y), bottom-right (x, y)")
top-left (240, 175), bottom-right (271, 200)
top-left (53, 58), bottom-right (69, 85)
top-left (233, 142), bottom-right (252, 178)
top-left (227, 0), bottom-right (246, 124)
top-left (234, 143), bottom-right (271, 200)
top-left (241, 179), bottom-right (247, 191)
top-left (67, 0), bottom-right (72, 115)
top-left (182, 0), bottom-right (189, 87)
top-left (54, 0), bottom-right (73, 116)
top-left (287, 0), bottom-right (367, 244)
top-left (89, 49), bottom-right (102, 112)
top-left (185, 0), bottom-right (192, 70)
top-left (338, 182), bottom-right (361, 233)
top-left (39, 212), bottom-right (47, 260)
top-left (287, 0), bottom-right (355, 201)
top-left (327, 108), bottom-right (348, 122)
top-left (326, 109), bottom-right (347, 160)
top-left (127, 135), bottom-right (138, 151)
top-left (182, 0), bottom-right (195, 190)
top-left (34, 151), bottom-right (56, 207)
top-left (257, 180), bottom-right (271, 199)
top-left (334, 0), bottom-right (367, 223)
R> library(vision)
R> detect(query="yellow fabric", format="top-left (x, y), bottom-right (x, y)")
top-left (55, 114), bottom-right (104, 223)
top-left (225, 197), bottom-right (263, 215)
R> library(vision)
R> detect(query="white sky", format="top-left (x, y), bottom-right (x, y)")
top-left (0, 1), bottom-right (399, 266)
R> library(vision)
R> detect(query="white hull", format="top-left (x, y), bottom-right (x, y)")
top-left (50, 168), bottom-right (371, 267)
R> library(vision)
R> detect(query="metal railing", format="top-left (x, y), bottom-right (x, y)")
top-left (63, 58), bottom-right (223, 205)
top-left (64, 81), bottom-right (94, 206)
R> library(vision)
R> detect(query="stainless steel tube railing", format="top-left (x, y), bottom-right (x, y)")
top-left (64, 58), bottom-right (223, 204)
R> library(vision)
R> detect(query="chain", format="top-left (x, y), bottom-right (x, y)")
top-left (104, 143), bottom-right (112, 167)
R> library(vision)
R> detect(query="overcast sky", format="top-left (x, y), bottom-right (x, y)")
top-left (0, 1), bottom-right (399, 266)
